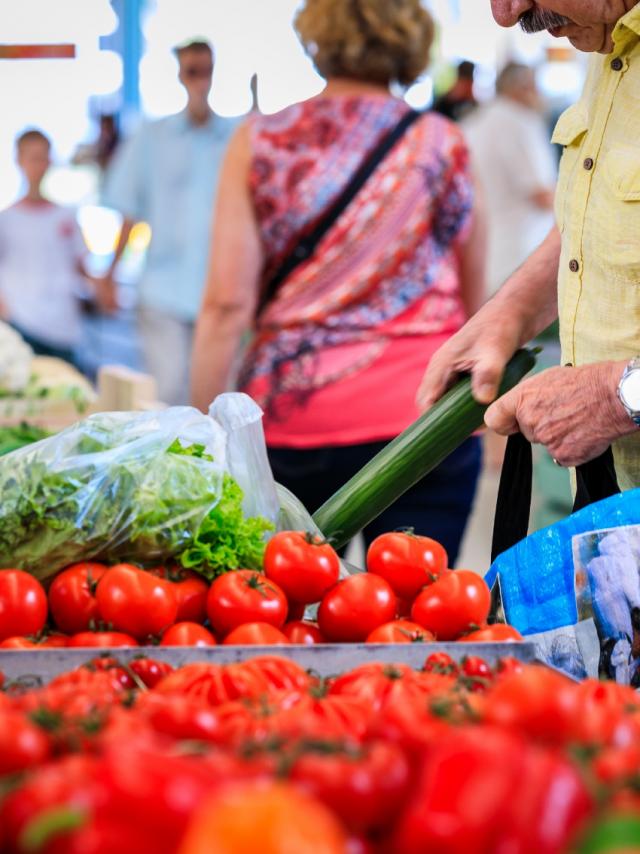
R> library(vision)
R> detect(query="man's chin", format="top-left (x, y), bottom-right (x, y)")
top-left (553, 23), bottom-right (612, 53)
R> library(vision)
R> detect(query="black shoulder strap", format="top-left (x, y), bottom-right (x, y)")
top-left (257, 108), bottom-right (424, 315)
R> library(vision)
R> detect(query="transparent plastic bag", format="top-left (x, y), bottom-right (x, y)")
top-left (0, 397), bottom-right (280, 581)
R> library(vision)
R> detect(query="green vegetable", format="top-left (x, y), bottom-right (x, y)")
top-left (0, 419), bottom-right (271, 581)
top-left (577, 814), bottom-right (640, 853)
top-left (0, 423), bottom-right (49, 456)
top-left (179, 473), bottom-right (274, 579)
top-left (313, 348), bottom-right (538, 548)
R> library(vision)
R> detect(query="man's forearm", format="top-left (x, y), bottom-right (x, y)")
top-left (492, 225), bottom-right (561, 343)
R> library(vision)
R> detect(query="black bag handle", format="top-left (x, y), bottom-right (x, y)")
top-left (490, 433), bottom-right (620, 563)
top-left (256, 108), bottom-right (424, 315)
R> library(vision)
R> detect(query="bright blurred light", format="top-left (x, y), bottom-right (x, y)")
top-left (77, 204), bottom-right (123, 254)
top-left (405, 77), bottom-right (434, 110)
top-left (538, 61), bottom-right (584, 101)
top-left (43, 165), bottom-right (97, 206)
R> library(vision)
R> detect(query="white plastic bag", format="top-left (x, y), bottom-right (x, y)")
top-left (0, 397), bottom-right (279, 581)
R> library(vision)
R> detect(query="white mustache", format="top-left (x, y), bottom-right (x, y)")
top-left (519, 8), bottom-right (571, 32)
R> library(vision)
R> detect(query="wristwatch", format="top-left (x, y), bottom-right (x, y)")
top-left (617, 357), bottom-right (640, 426)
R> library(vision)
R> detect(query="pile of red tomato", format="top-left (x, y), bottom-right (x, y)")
top-left (0, 530), bottom-right (520, 647)
top-left (1, 653), bottom-right (639, 853)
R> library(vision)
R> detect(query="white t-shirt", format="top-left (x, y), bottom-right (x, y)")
top-left (463, 97), bottom-right (557, 293)
top-left (0, 201), bottom-right (87, 347)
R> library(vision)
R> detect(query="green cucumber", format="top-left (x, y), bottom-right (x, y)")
top-left (312, 347), bottom-right (537, 548)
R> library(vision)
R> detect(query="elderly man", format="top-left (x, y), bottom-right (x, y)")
top-left (418, 0), bottom-right (640, 490)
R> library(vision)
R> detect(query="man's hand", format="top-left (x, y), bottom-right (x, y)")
top-left (416, 304), bottom-right (524, 409)
top-left (484, 361), bottom-right (634, 467)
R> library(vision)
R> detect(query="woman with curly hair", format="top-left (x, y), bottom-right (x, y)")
top-left (192, 0), bottom-right (487, 563)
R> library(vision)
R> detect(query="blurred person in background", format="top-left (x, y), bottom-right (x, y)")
top-left (463, 63), bottom-right (556, 297)
top-left (462, 62), bottom-right (556, 467)
top-left (433, 60), bottom-right (478, 122)
top-left (0, 129), bottom-right (115, 365)
top-left (72, 114), bottom-right (121, 177)
top-left (192, 0), bottom-right (487, 563)
top-left (102, 40), bottom-right (236, 405)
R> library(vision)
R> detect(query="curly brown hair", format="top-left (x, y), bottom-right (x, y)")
top-left (295, 0), bottom-right (434, 87)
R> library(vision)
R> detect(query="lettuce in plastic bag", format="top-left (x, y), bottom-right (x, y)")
top-left (0, 408), bottom-right (272, 581)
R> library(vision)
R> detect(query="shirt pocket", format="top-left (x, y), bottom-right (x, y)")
top-left (551, 104), bottom-right (589, 233)
top-left (601, 146), bottom-right (640, 283)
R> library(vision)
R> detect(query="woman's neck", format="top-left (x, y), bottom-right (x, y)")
top-left (320, 77), bottom-right (392, 98)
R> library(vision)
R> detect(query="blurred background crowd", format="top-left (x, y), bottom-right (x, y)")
top-left (0, 0), bottom-right (583, 382)
top-left (0, 0), bottom-right (586, 563)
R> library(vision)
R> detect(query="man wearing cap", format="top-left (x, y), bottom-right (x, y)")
top-left (418, 1), bottom-right (640, 490)
top-left (103, 40), bottom-right (236, 405)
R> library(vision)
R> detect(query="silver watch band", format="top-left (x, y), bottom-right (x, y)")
top-left (617, 357), bottom-right (640, 426)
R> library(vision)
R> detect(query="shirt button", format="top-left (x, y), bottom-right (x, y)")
top-left (583, 157), bottom-right (594, 171)
top-left (569, 259), bottom-right (580, 273)
top-left (611, 57), bottom-right (624, 71)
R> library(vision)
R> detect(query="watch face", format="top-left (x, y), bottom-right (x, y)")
top-left (620, 369), bottom-right (640, 411)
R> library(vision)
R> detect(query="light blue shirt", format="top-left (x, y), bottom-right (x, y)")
top-left (103, 110), bottom-right (237, 321)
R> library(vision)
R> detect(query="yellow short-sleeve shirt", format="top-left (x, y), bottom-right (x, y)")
top-left (553, 5), bottom-right (640, 490)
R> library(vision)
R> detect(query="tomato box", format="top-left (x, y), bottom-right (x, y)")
top-left (0, 642), bottom-right (539, 684)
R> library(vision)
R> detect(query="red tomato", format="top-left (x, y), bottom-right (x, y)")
top-left (317, 574), bottom-right (396, 642)
top-left (283, 620), bottom-right (326, 644)
top-left (83, 656), bottom-right (137, 690)
top-left (67, 630), bottom-right (139, 647)
top-left (264, 531), bottom-right (340, 605)
top-left (495, 656), bottom-right (525, 678)
top-left (161, 622), bottom-right (216, 646)
top-left (96, 564), bottom-right (179, 641)
top-left (411, 570), bottom-right (491, 640)
top-left (48, 562), bottom-right (108, 634)
top-left (128, 657), bottom-right (174, 689)
top-left (287, 740), bottom-right (411, 835)
top-left (207, 570), bottom-right (288, 636)
top-left (0, 569), bottom-right (47, 642)
top-left (0, 709), bottom-right (51, 775)
top-left (234, 656), bottom-right (312, 695)
top-left (391, 725), bottom-right (591, 854)
top-left (154, 663), bottom-right (232, 705)
top-left (460, 655), bottom-right (494, 692)
top-left (274, 693), bottom-right (372, 743)
top-left (149, 566), bottom-right (209, 624)
top-left (223, 622), bottom-right (290, 645)
top-left (481, 665), bottom-right (579, 745)
top-left (0, 633), bottom-right (67, 649)
top-left (136, 692), bottom-right (222, 742)
top-left (329, 662), bottom-right (428, 714)
top-left (366, 532), bottom-right (448, 600)
top-left (461, 623), bottom-right (523, 642)
top-left (423, 652), bottom-right (459, 676)
top-left (366, 620), bottom-right (434, 643)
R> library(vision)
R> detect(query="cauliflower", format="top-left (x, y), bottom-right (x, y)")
top-left (0, 321), bottom-right (33, 393)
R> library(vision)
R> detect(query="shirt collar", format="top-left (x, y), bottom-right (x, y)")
top-left (613, 3), bottom-right (640, 44)
top-left (174, 108), bottom-right (216, 134)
